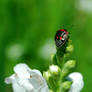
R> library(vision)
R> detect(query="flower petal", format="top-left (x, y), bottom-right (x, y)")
top-left (68, 72), bottom-right (84, 92)
top-left (12, 83), bottom-right (26, 92)
top-left (14, 63), bottom-right (31, 78)
top-left (5, 74), bottom-right (16, 84)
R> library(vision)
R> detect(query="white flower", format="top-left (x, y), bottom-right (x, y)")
top-left (5, 63), bottom-right (49, 92)
top-left (67, 72), bottom-right (84, 92)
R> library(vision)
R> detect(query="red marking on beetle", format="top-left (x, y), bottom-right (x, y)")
top-left (58, 29), bottom-right (69, 35)
top-left (60, 36), bottom-right (62, 40)
top-left (56, 36), bottom-right (58, 39)
top-left (59, 29), bottom-right (65, 31)
top-left (59, 29), bottom-right (67, 33)
top-left (66, 32), bottom-right (69, 34)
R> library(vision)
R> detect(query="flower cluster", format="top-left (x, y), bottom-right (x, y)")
top-left (5, 31), bottom-right (84, 92)
top-left (43, 38), bottom-right (84, 92)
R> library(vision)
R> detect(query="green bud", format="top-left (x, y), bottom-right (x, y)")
top-left (43, 71), bottom-right (58, 91)
top-left (49, 89), bottom-right (54, 92)
top-left (61, 60), bottom-right (76, 78)
top-left (43, 71), bottom-right (51, 81)
top-left (66, 44), bottom-right (74, 53)
top-left (61, 81), bottom-right (72, 91)
top-left (48, 65), bottom-right (61, 90)
top-left (64, 60), bottom-right (76, 69)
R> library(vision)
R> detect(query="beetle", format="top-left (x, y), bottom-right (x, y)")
top-left (55, 29), bottom-right (69, 47)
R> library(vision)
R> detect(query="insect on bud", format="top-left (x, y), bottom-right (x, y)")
top-left (55, 29), bottom-right (69, 47)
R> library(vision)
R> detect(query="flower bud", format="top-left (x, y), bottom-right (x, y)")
top-left (49, 65), bottom-right (61, 75)
top-left (64, 60), bottom-right (76, 69)
top-left (66, 45), bottom-right (74, 53)
top-left (61, 81), bottom-right (72, 91)
top-left (49, 89), bottom-right (54, 92)
top-left (61, 60), bottom-right (76, 78)
top-left (43, 71), bottom-right (57, 90)
top-left (43, 71), bottom-right (51, 81)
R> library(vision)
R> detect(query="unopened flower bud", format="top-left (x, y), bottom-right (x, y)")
top-left (64, 60), bottom-right (76, 69)
top-left (43, 71), bottom-right (57, 90)
top-left (61, 81), bottom-right (72, 91)
top-left (66, 45), bottom-right (74, 53)
top-left (43, 71), bottom-right (51, 81)
top-left (49, 89), bottom-right (54, 92)
top-left (49, 65), bottom-right (61, 75)
top-left (61, 60), bottom-right (76, 78)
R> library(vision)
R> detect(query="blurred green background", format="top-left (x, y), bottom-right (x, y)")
top-left (0, 0), bottom-right (92, 92)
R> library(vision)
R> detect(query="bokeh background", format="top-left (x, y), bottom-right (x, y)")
top-left (0, 0), bottom-right (92, 92)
